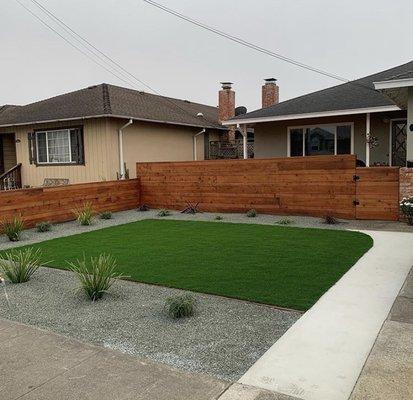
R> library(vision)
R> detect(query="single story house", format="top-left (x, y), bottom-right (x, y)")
top-left (224, 61), bottom-right (412, 167)
top-left (0, 84), bottom-right (225, 188)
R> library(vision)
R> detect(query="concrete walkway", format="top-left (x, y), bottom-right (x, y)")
top-left (0, 318), bottom-right (229, 400)
top-left (235, 230), bottom-right (413, 400)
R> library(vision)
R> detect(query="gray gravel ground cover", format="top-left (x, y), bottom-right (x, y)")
top-left (0, 208), bottom-right (411, 251)
top-left (0, 267), bottom-right (301, 381)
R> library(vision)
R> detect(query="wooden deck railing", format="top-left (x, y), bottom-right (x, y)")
top-left (0, 163), bottom-right (22, 190)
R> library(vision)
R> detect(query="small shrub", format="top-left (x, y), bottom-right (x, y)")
top-left (246, 209), bottom-right (257, 218)
top-left (100, 211), bottom-right (113, 220)
top-left (400, 197), bottom-right (413, 225)
top-left (36, 221), bottom-right (52, 232)
top-left (1, 216), bottom-right (24, 242)
top-left (215, 215), bottom-right (223, 221)
top-left (68, 254), bottom-right (124, 301)
top-left (0, 248), bottom-right (47, 283)
top-left (73, 202), bottom-right (94, 226)
top-left (277, 217), bottom-right (294, 225)
top-left (157, 209), bottom-right (171, 217)
top-left (322, 215), bottom-right (339, 225)
top-left (138, 204), bottom-right (150, 212)
top-left (165, 294), bottom-right (196, 319)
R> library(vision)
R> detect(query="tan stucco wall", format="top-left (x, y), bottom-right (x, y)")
top-left (0, 117), bottom-right (213, 187)
top-left (253, 111), bottom-right (406, 165)
top-left (107, 119), bottom-right (207, 179)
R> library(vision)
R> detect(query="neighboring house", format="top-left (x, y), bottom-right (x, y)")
top-left (0, 84), bottom-right (225, 188)
top-left (224, 61), bottom-right (413, 167)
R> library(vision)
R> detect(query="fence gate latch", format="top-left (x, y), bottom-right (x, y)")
top-left (353, 174), bottom-right (360, 181)
top-left (353, 200), bottom-right (360, 206)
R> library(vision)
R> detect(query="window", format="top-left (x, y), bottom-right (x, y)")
top-left (288, 123), bottom-right (353, 157)
top-left (30, 127), bottom-right (84, 165)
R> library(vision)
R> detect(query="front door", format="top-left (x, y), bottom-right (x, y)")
top-left (391, 119), bottom-right (407, 166)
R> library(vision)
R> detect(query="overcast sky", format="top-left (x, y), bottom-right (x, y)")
top-left (1, 0), bottom-right (412, 112)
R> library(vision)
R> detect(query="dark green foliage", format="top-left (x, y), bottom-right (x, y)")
top-left (36, 221), bottom-right (52, 232)
top-left (165, 294), bottom-right (196, 319)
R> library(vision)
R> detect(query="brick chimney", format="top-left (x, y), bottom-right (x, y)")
top-left (218, 82), bottom-right (235, 122)
top-left (262, 78), bottom-right (279, 108)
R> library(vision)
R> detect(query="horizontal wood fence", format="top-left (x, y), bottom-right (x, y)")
top-left (0, 179), bottom-right (139, 228)
top-left (137, 155), bottom-right (358, 219)
top-left (137, 156), bottom-right (401, 221)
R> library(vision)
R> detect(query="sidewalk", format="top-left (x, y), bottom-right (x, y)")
top-left (350, 267), bottom-right (413, 399)
top-left (234, 230), bottom-right (413, 400)
top-left (0, 318), bottom-right (229, 400)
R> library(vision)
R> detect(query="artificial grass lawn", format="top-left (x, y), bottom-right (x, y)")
top-left (8, 219), bottom-right (373, 310)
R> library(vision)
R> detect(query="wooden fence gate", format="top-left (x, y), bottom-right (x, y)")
top-left (137, 156), bottom-right (400, 221)
top-left (354, 167), bottom-right (399, 220)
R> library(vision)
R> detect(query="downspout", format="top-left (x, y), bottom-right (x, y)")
top-left (193, 128), bottom-right (206, 160)
top-left (238, 124), bottom-right (248, 159)
top-left (118, 119), bottom-right (133, 179)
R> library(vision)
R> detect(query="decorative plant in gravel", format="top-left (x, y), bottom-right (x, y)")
top-left (214, 215), bottom-right (224, 221)
top-left (157, 209), bottom-right (171, 217)
top-left (68, 254), bottom-right (125, 301)
top-left (73, 202), bottom-right (95, 226)
top-left (138, 204), bottom-right (150, 212)
top-left (246, 209), bottom-right (257, 218)
top-left (1, 216), bottom-right (24, 241)
top-left (400, 197), bottom-right (413, 225)
top-left (36, 221), bottom-right (52, 232)
top-left (165, 294), bottom-right (196, 319)
top-left (276, 217), bottom-right (294, 225)
top-left (0, 248), bottom-right (48, 283)
top-left (322, 215), bottom-right (339, 225)
top-left (100, 211), bottom-right (113, 220)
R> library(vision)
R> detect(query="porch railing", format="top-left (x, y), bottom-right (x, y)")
top-left (0, 163), bottom-right (22, 190)
top-left (209, 140), bottom-right (254, 159)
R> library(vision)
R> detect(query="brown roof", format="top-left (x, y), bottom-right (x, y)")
top-left (0, 84), bottom-right (224, 129)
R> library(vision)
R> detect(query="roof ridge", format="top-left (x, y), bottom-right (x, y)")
top-left (102, 83), bottom-right (112, 114)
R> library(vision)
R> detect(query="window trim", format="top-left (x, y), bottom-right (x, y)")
top-left (287, 122), bottom-right (354, 157)
top-left (33, 126), bottom-right (84, 166)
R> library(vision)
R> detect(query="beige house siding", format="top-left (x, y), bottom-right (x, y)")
top-left (253, 111), bottom-right (406, 164)
top-left (0, 117), bottom-right (213, 187)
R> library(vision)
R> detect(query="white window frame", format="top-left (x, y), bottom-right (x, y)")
top-left (287, 122), bottom-right (354, 157)
top-left (36, 129), bottom-right (72, 164)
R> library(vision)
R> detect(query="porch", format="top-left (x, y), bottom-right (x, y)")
top-left (241, 110), bottom-right (408, 167)
top-left (0, 132), bottom-right (21, 190)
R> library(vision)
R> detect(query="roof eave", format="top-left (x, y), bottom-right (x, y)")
top-left (222, 105), bottom-right (401, 125)
top-left (0, 113), bottom-right (226, 130)
top-left (374, 78), bottom-right (413, 90)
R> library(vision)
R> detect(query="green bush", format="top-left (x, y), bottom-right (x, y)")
top-left (36, 221), bottom-right (52, 232)
top-left (0, 248), bottom-right (47, 283)
top-left (400, 197), bottom-right (413, 225)
top-left (68, 254), bottom-right (124, 301)
top-left (157, 209), bottom-right (171, 217)
top-left (246, 209), bottom-right (257, 218)
top-left (73, 202), bottom-right (94, 226)
top-left (100, 211), bottom-right (113, 220)
top-left (214, 215), bottom-right (223, 221)
top-left (322, 215), bottom-right (339, 225)
top-left (276, 217), bottom-right (294, 225)
top-left (1, 216), bottom-right (24, 241)
top-left (165, 294), bottom-right (196, 319)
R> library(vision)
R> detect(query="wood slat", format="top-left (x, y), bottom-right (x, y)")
top-left (0, 179), bottom-right (140, 228)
